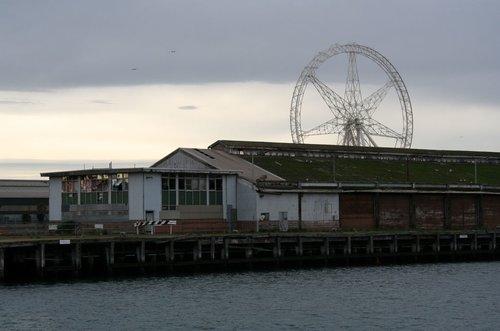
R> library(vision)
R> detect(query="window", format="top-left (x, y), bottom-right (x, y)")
top-left (111, 173), bottom-right (128, 204)
top-left (62, 176), bottom-right (78, 206)
top-left (162, 174), bottom-right (223, 210)
top-left (61, 173), bottom-right (128, 207)
top-left (209, 176), bottom-right (223, 205)
top-left (80, 174), bottom-right (109, 204)
top-left (161, 174), bottom-right (177, 210)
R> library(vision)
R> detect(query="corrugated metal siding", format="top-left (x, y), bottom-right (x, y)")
top-left (414, 195), bottom-right (444, 230)
top-left (378, 194), bottom-right (410, 229)
top-left (301, 193), bottom-right (339, 222)
top-left (449, 195), bottom-right (477, 230)
top-left (340, 193), bottom-right (374, 230)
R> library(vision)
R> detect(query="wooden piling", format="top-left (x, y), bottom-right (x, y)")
top-left (434, 234), bottom-right (440, 253)
top-left (323, 237), bottom-right (330, 257)
top-left (223, 238), bottom-right (229, 260)
top-left (273, 236), bottom-right (281, 258)
top-left (415, 235), bottom-right (421, 253)
top-left (193, 239), bottom-right (202, 261)
top-left (245, 237), bottom-right (253, 259)
top-left (105, 242), bottom-right (114, 273)
top-left (169, 240), bottom-right (175, 262)
top-left (346, 236), bottom-right (352, 255)
top-left (297, 236), bottom-right (303, 257)
top-left (210, 237), bottom-right (216, 261)
top-left (36, 243), bottom-right (45, 276)
top-left (0, 248), bottom-right (4, 280)
top-left (72, 243), bottom-right (81, 274)
top-left (137, 241), bottom-right (146, 263)
top-left (368, 236), bottom-right (374, 254)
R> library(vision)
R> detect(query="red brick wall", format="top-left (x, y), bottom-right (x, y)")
top-left (378, 194), bottom-right (410, 229)
top-left (340, 193), bottom-right (375, 230)
top-left (482, 195), bottom-right (500, 229)
top-left (414, 195), bottom-right (445, 230)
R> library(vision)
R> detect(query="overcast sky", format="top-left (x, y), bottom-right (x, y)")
top-left (1, 0), bottom-right (499, 178)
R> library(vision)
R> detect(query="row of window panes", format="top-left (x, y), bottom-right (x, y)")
top-left (62, 193), bottom-right (78, 205)
top-left (62, 176), bottom-right (79, 193)
top-left (111, 191), bottom-right (128, 204)
top-left (62, 191), bottom-right (128, 205)
top-left (162, 175), bottom-right (222, 191)
top-left (178, 191), bottom-right (208, 205)
top-left (162, 176), bottom-right (176, 190)
top-left (62, 174), bottom-right (128, 193)
top-left (178, 191), bottom-right (222, 205)
top-left (81, 174), bottom-right (109, 193)
top-left (112, 173), bottom-right (128, 191)
top-left (161, 175), bottom-right (223, 210)
top-left (161, 191), bottom-right (176, 210)
top-left (80, 192), bottom-right (109, 205)
top-left (161, 191), bottom-right (223, 210)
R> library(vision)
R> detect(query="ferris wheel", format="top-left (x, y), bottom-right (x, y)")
top-left (290, 43), bottom-right (413, 148)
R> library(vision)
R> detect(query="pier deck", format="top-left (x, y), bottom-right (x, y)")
top-left (1, 231), bottom-right (499, 280)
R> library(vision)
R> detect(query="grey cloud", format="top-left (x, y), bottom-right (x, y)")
top-left (178, 105), bottom-right (198, 110)
top-left (90, 99), bottom-right (113, 105)
top-left (0, 0), bottom-right (499, 104)
top-left (0, 99), bottom-right (35, 105)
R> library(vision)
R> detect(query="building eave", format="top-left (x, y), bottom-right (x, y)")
top-left (40, 167), bottom-right (241, 178)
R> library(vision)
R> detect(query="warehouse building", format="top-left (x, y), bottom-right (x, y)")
top-left (41, 140), bottom-right (500, 232)
top-left (0, 179), bottom-right (49, 223)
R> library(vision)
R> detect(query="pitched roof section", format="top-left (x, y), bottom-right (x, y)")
top-left (152, 148), bottom-right (283, 182)
top-left (152, 148), bottom-right (214, 170)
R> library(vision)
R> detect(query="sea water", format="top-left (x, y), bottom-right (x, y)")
top-left (1, 262), bottom-right (499, 330)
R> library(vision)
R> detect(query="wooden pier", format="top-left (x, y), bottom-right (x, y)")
top-left (1, 231), bottom-right (499, 281)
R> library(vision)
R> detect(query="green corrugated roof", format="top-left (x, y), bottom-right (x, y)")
top-left (241, 155), bottom-right (500, 185)
top-left (211, 140), bottom-right (500, 185)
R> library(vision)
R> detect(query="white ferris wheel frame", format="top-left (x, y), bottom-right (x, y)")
top-left (290, 43), bottom-right (413, 148)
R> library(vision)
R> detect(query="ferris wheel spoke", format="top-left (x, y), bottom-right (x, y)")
top-left (344, 52), bottom-right (363, 111)
top-left (360, 127), bottom-right (379, 147)
top-left (302, 119), bottom-right (344, 137)
top-left (364, 118), bottom-right (404, 140)
top-left (307, 75), bottom-right (347, 117)
top-left (362, 80), bottom-right (393, 117)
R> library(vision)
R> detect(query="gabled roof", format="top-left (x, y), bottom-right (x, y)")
top-left (152, 148), bottom-right (283, 182)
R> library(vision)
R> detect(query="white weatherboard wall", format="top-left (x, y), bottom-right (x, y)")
top-left (223, 175), bottom-right (237, 219)
top-left (301, 193), bottom-right (340, 222)
top-left (236, 180), bottom-right (257, 221)
top-left (128, 173), bottom-right (144, 221)
top-left (49, 177), bottom-right (62, 221)
top-left (257, 192), bottom-right (299, 221)
top-left (129, 173), bottom-right (162, 221)
top-left (143, 173), bottom-right (162, 221)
